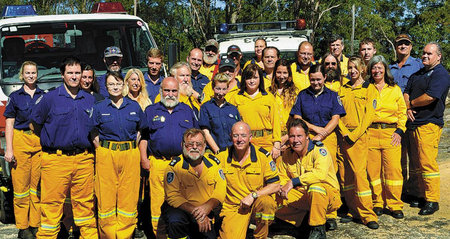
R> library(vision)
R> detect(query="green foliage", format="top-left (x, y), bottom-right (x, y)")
top-left (1, 0), bottom-right (447, 68)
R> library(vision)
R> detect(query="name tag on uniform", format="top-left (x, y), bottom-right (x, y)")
top-left (130, 112), bottom-right (136, 115)
top-left (153, 115), bottom-right (165, 122)
top-left (101, 113), bottom-right (111, 116)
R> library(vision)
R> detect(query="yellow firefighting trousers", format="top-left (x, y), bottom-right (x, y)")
top-left (408, 123), bottom-right (442, 202)
top-left (219, 195), bottom-right (276, 239)
top-left (37, 151), bottom-right (97, 239)
top-left (367, 128), bottom-right (403, 211)
top-left (149, 156), bottom-right (171, 238)
top-left (11, 129), bottom-right (41, 229)
top-left (95, 144), bottom-right (140, 239)
top-left (276, 183), bottom-right (341, 227)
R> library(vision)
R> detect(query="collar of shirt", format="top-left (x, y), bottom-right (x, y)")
top-left (227, 144), bottom-right (258, 165)
top-left (391, 56), bottom-right (418, 69)
top-left (145, 72), bottom-right (163, 84)
top-left (296, 62), bottom-right (313, 73)
top-left (306, 85), bottom-right (329, 97)
top-left (211, 98), bottom-right (232, 107)
top-left (106, 96), bottom-right (131, 109)
top-left (57, 84), bottom-right (87, 100)
top-left (155, 101), bottom-right (184, 113)
top-left (17, 85), bottom-right (44, 95)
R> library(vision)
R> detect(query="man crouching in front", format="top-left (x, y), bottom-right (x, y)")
top-left (276, 119), bottom-right (342, 239)
top-left (163, 128), bottom-right (226, 239)
top-left (216, 121), bottom-right (280, 239)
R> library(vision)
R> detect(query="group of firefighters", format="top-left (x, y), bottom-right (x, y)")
top-left (3, 32), bottom-right (449, 239)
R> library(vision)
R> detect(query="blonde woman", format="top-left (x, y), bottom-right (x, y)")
top-left (4, 61), bottom-right (44, 238)
top-left (123, 68), bottom-right (152, 110)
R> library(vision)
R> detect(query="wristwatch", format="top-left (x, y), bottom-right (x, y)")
top-left (251, 191), bottom-right (258, 199)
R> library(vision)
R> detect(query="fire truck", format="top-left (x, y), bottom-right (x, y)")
top-left (215, 20), bottom-right (312, 64)
top-left (0, 2), bottom-right (159, 223)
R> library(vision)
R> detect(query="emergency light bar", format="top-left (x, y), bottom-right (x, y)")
top-left (1, 5), bottom-right (38, 18)
top-left (91, 2), bottom-right (127, 14)
top-left (218, 19), bottom-right (306, 34)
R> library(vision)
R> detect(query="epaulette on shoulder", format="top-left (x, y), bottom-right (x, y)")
top-left (362, 81), bottom-right (370, 88)
top-left (169, 156), bottom-right (181, 166)
top-left (208, 154), bottom-right (220, 165)
top-left (312, 140), bottom-right (324, 147)
top-left (259, 147), bottom-right (270, 157)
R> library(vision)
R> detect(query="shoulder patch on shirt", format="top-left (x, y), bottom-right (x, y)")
top-left (35, 95), bottom-right (43, 105)
top-left (269, 161), bottom-right (276, 172)
top-left (208, 154), bottom-right (220, 165)
top-left (153, 115), bottom-right (165, 122)
top-left (337, 95), bottom-right (343, 106)
top-left (166, 171), bottom-right (174, 184)
top-left (169, 156), bottom-right (181, 166)
top-left (218, 169), bottom-right (225, 180)
top-left (259, 147), bottom-right (270, 157)
top-left (372, 99), bottom-right (377, 109)
top-left (313, 140), bottom-right (324, 147)
top-left (319, 148), bottom-right (327, 156)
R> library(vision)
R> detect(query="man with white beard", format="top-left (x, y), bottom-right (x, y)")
top-left (200, 39), bottom-right (220, 80)
top-left (140, 77), bottom-right (198, 237)
top-left (162, 128), bottom-right (226, 239)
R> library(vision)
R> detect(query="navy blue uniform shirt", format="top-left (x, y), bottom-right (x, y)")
top-left (144, 72), bottom-right (164, 102)
top-left (144, 102), bottom-right (198, 158)
top-left (389, 56), bottom-right (423, 93)
top-left (31, 84), bottom-right (95, 150)
top-left (199, 99), bottom-right (241, 151)
top-left (191, 72), bottom-right (210, 95)
top-left (290, 86), bottom-right (346, 127)
top-left (97, 72), bottom-right (125, 98)
top-left (92, 97), bottom-right (147, 141)
top-left (4, 86), bottom-right (45, 130)
top-left (405, 64), bottom-right (450, 128)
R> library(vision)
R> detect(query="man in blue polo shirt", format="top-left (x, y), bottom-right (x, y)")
top-left (404, 42), bottom-right (450, 216)
top-left (31, 57), bottom-right (97, 238)
top-left (97, 46), bottom-right (124, 98)
top-left (389, 34), bottom-right (423, 205)
top-left (187, 48), bottom-right (209, 96)
top-left (139, 77), bottom-right (198, 237)
top-left (145, 48), bottom-right (165, 102)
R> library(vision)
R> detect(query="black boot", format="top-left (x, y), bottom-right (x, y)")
top-left (308, 224), bottom-right (326, 239)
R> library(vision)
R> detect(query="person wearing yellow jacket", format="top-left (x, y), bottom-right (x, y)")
top-left (228, 64), bottom-right (282, 160)
top-left (243, 37), bottom-right (266, 70)
top-left (216, 121), bottom-right (280, 239)
top-left (163, 129), bottom-right (226, 239)
top-left (366, 55), bottom-right (407, 219)
top-left (268, 59), bottom-right (299, 151)
top-left (91, 72), bottom-right (147, 238)
top-left (276, 119), bottom-right (343, 238)
top-left (201, 58), bottom-right (240, 104)
top-left (4, 61), bottom-right (44, 239)
top-left (290, 41), bottom-right (315, 92)
top-left (338, 57), bottom-right (379, 228)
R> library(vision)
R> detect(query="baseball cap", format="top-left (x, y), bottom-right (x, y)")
top-left (205, 39), bottom-right (219, 49)
top-left (219, 58), bottom-right (236, 69)
top-left (104, 46), bottom-right (123, 58)
top-left (395, 34), bottom-right (411, 43)
top-left (227, 45), bottom-right (242, 55)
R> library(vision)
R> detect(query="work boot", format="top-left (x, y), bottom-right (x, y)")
top-left (419, 202), bottom-right (439, 215)
top-left (29, 227), bottom-right (38, 237)
top-left (134, 228), bottom-right (145, 238)
top-left (308, 224), bottom-right (326, 239)
top-left (18, 228), bottom-right (34, 239)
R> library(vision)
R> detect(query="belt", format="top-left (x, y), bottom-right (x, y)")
top-left (152, 155), bottom-right (170, 161)
top-left (20, 129), bottom-right (33, 135)
top-left (43, 147), bottom-right (92, 156)
top-left (251, 129), bottom-right (273, 138)
top-left (100, 140), bottom-right (136, 151)
top-left (368, 123), bottom-right (397, 129)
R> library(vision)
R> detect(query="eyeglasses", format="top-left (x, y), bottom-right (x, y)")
top-left (184, 142), bottom-right (204, 148)
top-left (299, 52), bottom-right (313, 57)
top-left (228, 53), bottom-right (240, 59)
top-left (205, 46), bottom-right (218, 53)
top-left (325, 62), bottom-right (337, 66)
top-left (105, 57), bottom-right (122, 63)
top-left (232, 134), bottom-right (248, 138)
top-left (106, 83), bottom-right (124, 88)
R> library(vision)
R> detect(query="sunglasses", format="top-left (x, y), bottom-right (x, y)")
top-left (396, 41), bottom-right (411, 46)
top-left (325, 62), bottom-right (337, 66)
top-left (205, 46), bottom-right (218, 53)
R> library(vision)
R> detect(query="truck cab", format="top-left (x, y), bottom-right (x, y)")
top-left (215, 20), bottom-right (312, 65)
top-left (0, 3), bottom-right (158, 222)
